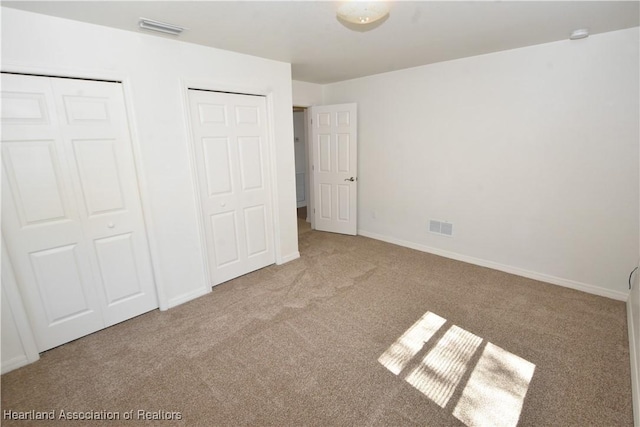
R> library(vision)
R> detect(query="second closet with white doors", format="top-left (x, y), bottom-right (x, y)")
top-left (187, 89), bottom-right (276, 286)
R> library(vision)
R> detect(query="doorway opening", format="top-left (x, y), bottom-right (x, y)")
top-left (293, 106), bottom-right (311, 238)
top-left (293, 103), bottom-right (358, 238)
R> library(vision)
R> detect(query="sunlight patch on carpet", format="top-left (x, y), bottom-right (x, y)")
top-left (452, 342), bottom-right (535, 427)
top-left (405, 325), bottom-right (483, 407)
top-left (377, 311), bottom-right (446, 375)
top-left (379, 311), bottom-right (535, 427)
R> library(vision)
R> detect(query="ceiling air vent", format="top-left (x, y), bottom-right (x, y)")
top-left (139, 18), bottom-right (186, 36)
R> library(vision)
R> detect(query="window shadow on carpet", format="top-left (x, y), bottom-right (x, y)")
top-left (379, 311), bottom-right (535, 427)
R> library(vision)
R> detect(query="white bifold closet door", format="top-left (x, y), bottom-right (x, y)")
top-left (1, 73), bottom-right (158, 351)
top-left (187, 89), bottom-right (275, 285)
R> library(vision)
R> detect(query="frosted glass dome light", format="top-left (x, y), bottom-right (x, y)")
top-left (337, 1), bottom-right (390, 25)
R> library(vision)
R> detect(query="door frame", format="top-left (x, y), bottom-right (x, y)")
top-left (1, 236), bottom-right (40, 373)
top-left (292, 107), bottom-right (309, 210)
top-left (305, 108), bottom-right (315, 228)
top-left (291, 105), bottom-right (315, 228)
top-left (180, 78), bottom-right (282, 289)
top-left (292, 106), bottom-right (312, 222)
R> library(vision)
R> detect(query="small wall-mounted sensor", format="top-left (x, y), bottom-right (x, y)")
top-left (570, 29), bottom-right (589, 40)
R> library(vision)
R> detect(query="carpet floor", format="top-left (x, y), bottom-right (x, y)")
top-left (1, 219), bottom-right (633, 426)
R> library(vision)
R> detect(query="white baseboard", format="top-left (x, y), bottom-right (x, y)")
top-left (166, 287), bottom-right (211, 310)
top-left (358, 229), bottom-right (629, 301)
top-left (629, 296), bottom-right (640, 427)
top-left (278, 251), bottom-right (300, 265)
top-left (1, 355), bottom-right (31, 375)
top-left (167, 252), bottom-right (300, 309)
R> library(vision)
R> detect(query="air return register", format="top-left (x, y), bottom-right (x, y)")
top-left (429, 219), bottom-right (453, 237)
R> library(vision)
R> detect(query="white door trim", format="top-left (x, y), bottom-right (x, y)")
top-left (306, 109), bottom-right (315, 228)
top-left (1, 237), bottom-right (40, 373)
top-left (118, 76), bottom-right (168, 311)
top-left (180, 79), bottom-right (282, 289)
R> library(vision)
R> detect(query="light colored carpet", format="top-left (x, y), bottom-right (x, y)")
top-left (1, 220), bottom-right (633, 426)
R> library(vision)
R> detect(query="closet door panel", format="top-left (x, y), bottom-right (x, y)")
top-left (51, 77), bottom-right (159, 327)
top-left (1, 73), bottom-right (103, 351)
top-left (1, 73), bottom-right (158, 350)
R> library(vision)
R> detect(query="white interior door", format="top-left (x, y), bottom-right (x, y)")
top-left (1, 73), bottom-right (158, 351)
top-left (310, 103), bottom-right (358, 235)
top-left (188, 89), bottom-right (275, 285)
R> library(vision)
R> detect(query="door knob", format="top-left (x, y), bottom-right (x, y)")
top-left (344, 177), bottom-right (356, 182)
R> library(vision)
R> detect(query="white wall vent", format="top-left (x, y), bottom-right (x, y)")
top-left (429, 219), bottom-right (453, 237)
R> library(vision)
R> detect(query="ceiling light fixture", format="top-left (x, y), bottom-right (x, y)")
top-left (337, 1), bottom-right (390, 25)
top-left (569, 29), bottom-right (589, 40)
top-left (139, 18), bottom-right (185, 36)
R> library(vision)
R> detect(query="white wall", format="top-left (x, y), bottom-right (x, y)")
top-left (292, 80), bottom-right (324, 107)
top-left (1, 8), bottom-right (298, 308)
top-left (324, 27), bottom-right (639, 299)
